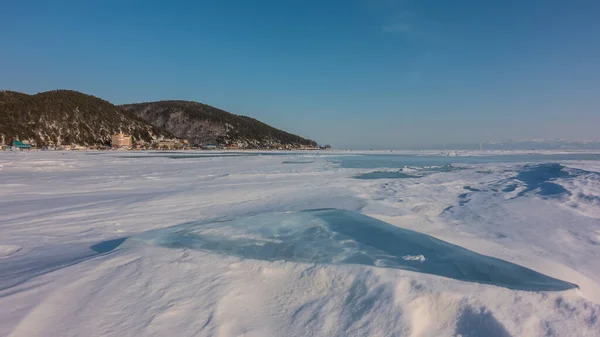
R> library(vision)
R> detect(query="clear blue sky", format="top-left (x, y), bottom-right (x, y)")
top-left (1, 0), bottom-right (599, 148)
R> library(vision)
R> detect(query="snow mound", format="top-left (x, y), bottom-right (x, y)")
top-left (114, 209), bottom-right (577, 291)
top-left (402, 255), bottom-right (426, 262)
top-left (0, 245), bottom-right (22, 258)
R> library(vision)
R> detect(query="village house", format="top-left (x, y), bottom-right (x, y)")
top-left (12, 140), bottom-right (32, 150)
top-left (111, 132), bottom-right (132, 148)
top-left (157, 140), bottom-right (183, 150)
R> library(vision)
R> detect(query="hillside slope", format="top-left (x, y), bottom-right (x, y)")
top-left (0, 90), bottom-right (173, 146)
top-left (121, 101), bottom-right (317, 148)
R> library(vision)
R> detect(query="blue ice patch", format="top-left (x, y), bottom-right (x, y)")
top-left (116, 209), bottom-right (577, 291)
top-left (354, 171), bottom-right (420, 180)
top-left (515, 163), bottom-right (571, 197)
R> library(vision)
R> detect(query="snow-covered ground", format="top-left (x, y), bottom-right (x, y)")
top-left (1, 151), bottom-right (599, 337)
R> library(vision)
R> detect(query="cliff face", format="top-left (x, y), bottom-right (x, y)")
top-left (0, 90), bottom-right (173, 146)
top-left (121, 101), bottom-right (318, 148)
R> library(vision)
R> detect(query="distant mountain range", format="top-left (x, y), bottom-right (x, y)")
top-left (0, 90), bottom-right (317, 148)
top-left (121, 101), bottom-right (317, 148)
top-left (363, 139), bottom-right (600, 151)
top-left (480, 139), bottom-right (600, 150)
top-left (432, 139), bottom-right (600, 151)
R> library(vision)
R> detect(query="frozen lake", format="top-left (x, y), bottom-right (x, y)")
top-left (1, 151), bottom-right (599, 336)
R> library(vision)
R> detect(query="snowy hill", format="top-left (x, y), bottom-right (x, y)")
top-left (0, 90), bottom-right (174, 146)
top-left (121, 100), bottom-right (318, 148)
top-left (0, 90), bottom-right (317, 148)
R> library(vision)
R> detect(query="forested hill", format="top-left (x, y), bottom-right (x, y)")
top-left (0, 89), bottom-right (317, 148)
top-left (0, 90), bottom-right (173, 146)
top-left (120, 100), bottom-right (318, 148)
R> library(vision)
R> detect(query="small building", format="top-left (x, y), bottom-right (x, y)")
top-left (12, 141), bottom-right (31, 150)
top-left (158, 140), bottom-right (183, 150)
top-left (111, 132), bottom-right (132, 148)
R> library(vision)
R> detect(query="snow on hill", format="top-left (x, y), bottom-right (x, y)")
top-left (0, 90), bottom-right (174, 146)
top-left (121, 101), bottom-right (318, 148)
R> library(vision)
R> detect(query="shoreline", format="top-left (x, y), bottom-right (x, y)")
top-left (4, 148), bottom-right (600, 156)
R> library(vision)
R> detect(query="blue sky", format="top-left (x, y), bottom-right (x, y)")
top-left (1, 0), bottom-right (599, 148)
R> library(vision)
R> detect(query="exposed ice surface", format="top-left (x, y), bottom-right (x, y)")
top-left (354, 170), bottom-right (421, 179)
top-left (1, 151), bottom-right (600, 337)
top-left (515, 163), bottom-right (571, 197)
top-left (281, 159), bottom-right (315, 164)
top-left (125, 209), bottom-right (576, 291)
